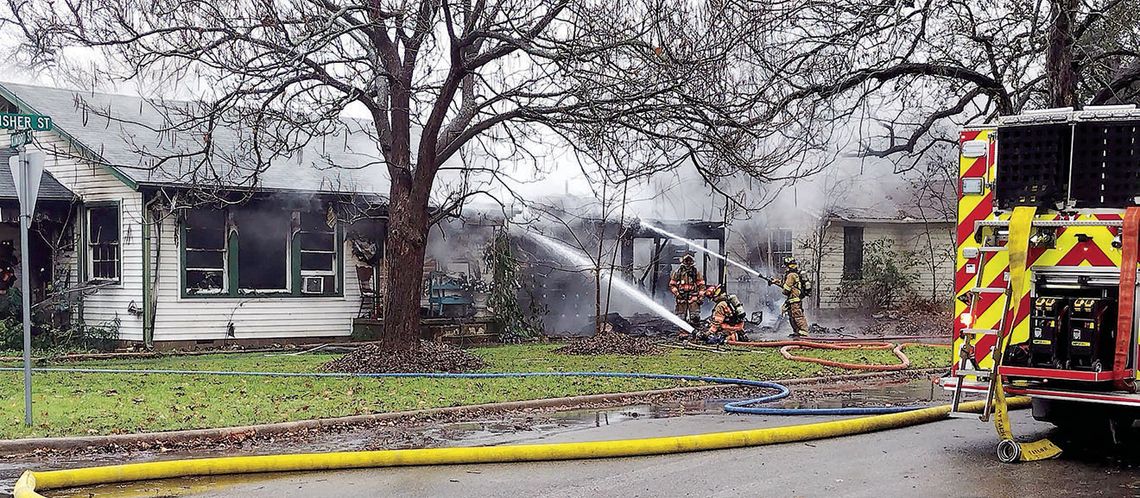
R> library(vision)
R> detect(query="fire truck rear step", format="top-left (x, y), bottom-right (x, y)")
top-left (971, 287), bottom-right (1007, 294)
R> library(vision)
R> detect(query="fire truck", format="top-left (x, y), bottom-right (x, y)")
top-left (946, 105), bottom-right (1140, 441)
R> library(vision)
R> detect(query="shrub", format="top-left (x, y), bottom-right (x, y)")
top-left (839, 239), bottom-right (919, 310)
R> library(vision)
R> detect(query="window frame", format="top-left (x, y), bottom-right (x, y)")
top-left (85, 201), bottom-right (122, 284)
top-left (235, 207), bottom-right (293, 294)
top-left (771, 228), bottom-right (794, 265)
top-left (182, 208), bottom-right (230, 295)
top-left (179, 203), bottom-right (344, 299)
top-left (842, 225), bottom-right (865, 280)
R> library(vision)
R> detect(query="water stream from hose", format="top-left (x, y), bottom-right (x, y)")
top-left (522, 230), bottom-right (694, 333)
top-left (640, 222), bottom-right (760, 277)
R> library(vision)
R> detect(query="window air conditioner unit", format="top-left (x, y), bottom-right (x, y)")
top-left (302, 276), bottom-right (325, 294)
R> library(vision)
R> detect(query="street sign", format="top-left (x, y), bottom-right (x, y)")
top-left (9, 151), bottom-right (45, 217)
top-left (9, 130), bottom-right (31, 149)
top-left (0, 113), bottom-right (53, 131)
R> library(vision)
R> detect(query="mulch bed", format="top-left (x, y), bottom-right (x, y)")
top-left (321, 341), bottom-right (487, 373)
top-left (555, 332), bottom-right (662, 356)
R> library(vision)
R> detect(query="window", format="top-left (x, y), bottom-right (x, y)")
top-left (180, 202), bottom-right (342, 297)
top-left (299, 209), bottom-right (337, 295)
top-left (843, 226), bottom-right (864, 279)
top-left (184, 209), bottom-right (227, 294)
top-left (237, 207), bottom-right (290, 292)
top-left (771, 229), bottom-right (793, 265)
top-left (87, 205), bottom-right (120, 281)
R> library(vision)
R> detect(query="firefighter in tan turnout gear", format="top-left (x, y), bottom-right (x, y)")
top-left (770, 256), bottom-right (810, 337)
top-left (703, 285), bottom-right (747, 343)
top-left (670, 253), bottom-right (704, 336)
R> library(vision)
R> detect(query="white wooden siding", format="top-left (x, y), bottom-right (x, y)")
top-left (150, 214), bottom-right (362, 341)
top-left (31, 130), bottom-right (146, 340)
top-left (6, 128), bottom-right (363, 342)
top-left (795, 221), bottom-right (955, 309)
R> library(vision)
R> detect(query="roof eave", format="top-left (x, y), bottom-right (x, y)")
top-left (0, 82), bottom-right (139, 191)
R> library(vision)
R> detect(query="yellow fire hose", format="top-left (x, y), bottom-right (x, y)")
top-left (995, 207), bottom-right (1062, 462)
top-left (13, 397), bottom-right (1029, 498)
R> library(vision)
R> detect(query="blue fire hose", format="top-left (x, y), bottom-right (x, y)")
top-left (0, 367), bottom-right (927, 415)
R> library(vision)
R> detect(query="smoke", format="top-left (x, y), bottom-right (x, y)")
top-left (521, 230), bottom-right (694, 333)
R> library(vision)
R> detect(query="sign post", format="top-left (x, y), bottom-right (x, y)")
top-left (4, 112), bottom-right (51, 427)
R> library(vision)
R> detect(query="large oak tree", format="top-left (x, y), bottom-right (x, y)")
top-left (5, 0), bottom-right (817, 349)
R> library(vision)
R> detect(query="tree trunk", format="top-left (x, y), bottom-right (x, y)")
top-left (1047, 0), bottom-right (1079, 108)
top-left (380, 177), bottom-right (431, 350)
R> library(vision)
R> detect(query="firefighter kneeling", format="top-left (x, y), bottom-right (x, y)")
top-left (701, 285), bottom-right (748, 344)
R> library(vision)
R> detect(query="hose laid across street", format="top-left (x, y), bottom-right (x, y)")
top-left (12, 393), bottom-right (1030, 498)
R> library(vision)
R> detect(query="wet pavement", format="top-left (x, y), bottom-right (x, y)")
top-left (36, 409), bottom-right (1140, 498)
top-left (0, 378), bottom-right (937, 495)
top-left (7, 377), bottom-right (1140, 497)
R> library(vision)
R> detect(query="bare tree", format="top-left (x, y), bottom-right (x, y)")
top-left (727, 0), bottom-right (1140, 168)
top-left (4, 0), bottom-right (827, 351)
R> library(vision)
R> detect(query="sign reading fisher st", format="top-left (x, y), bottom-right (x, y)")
top-left (0, 112), bottom-right (53, 132)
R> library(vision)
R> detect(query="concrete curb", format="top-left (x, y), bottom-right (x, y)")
top-left (0, 367), bottom-right (946, 455)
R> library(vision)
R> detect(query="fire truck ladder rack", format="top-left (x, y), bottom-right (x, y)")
top-left (949, 244), bottom-right (1010, 420)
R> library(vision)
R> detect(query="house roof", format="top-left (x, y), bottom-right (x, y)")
top-left (824, 182), bottom-right (955, 224)
top-left (0, 82), bottom-right (390, 196)
top-left (0, 150), bottom-right (75, 202)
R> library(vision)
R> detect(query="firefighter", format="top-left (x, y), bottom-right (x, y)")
top-left (704, 284), bottom-right (747, 343)
top-left (670, 253), bottom-right (704, 336)
top-left (770, 256), bottom-right (810, 337)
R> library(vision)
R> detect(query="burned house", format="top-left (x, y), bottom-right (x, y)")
top-left (0, 82), bottom-right (388, 347)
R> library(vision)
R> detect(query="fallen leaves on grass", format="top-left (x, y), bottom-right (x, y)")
top-left (321, 341), bottom-right (487, 373)
top-left (555, 332), bottom-right (661, 356)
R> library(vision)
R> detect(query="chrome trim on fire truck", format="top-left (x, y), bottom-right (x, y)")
top-left (975, 219), bottom-right (1124, 230)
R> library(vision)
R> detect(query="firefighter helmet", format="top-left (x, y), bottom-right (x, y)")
top-left (783, 256), bottom-right (798, 269)
top-left (681, 253), bottom-right (695, 264)
top-left (706, 284), bottom-right (726, 299)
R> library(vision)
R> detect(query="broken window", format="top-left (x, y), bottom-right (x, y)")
top-left (180, 200), bottom-right (344, 298)
top-left (87, 205), bottom-right (120, 281)
top-left (236, 206), bottom-right (290, 292)
top-left (184, 209), bottom-right (227, 294)
top-left (298, 208), bottom-right (338, 295)
top-left (843, 226), bottom-right (864, 279)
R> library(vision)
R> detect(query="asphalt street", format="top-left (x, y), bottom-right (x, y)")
top-left (54, 409), bottom-right (1140, 498)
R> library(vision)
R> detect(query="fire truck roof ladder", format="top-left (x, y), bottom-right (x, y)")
top-left (949, 241), bottom-right (1013, 419)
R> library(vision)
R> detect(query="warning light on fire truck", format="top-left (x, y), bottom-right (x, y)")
top-left (960, 312), bottom-right (973, 328)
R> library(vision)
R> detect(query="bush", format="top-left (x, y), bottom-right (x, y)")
top-left (839, 239), bottom-right (919, 310)
top-left (0, 288), bottom-right (118, 353)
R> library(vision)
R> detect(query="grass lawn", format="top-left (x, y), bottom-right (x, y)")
top-left (0, 344), bottom-right (950, 439)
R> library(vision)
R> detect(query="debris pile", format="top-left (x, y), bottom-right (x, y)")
top-left (862, 300), bottom-right (949, 337)
top-left (808, 323), bottom-right (849, 336)
top-left (322, 341), bottom-right (487, 373)
top-left (625, 313), bottom-right (687, 337)
top-left (555, 332), bottom-right (662, 356)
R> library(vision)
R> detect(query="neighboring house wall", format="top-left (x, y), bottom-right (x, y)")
top-left (799, 220), bottom-right (955, 309)
top-left (27, 129), bottom-right (147, 340)
top-left (149, 213), bottom-right (363, 342)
